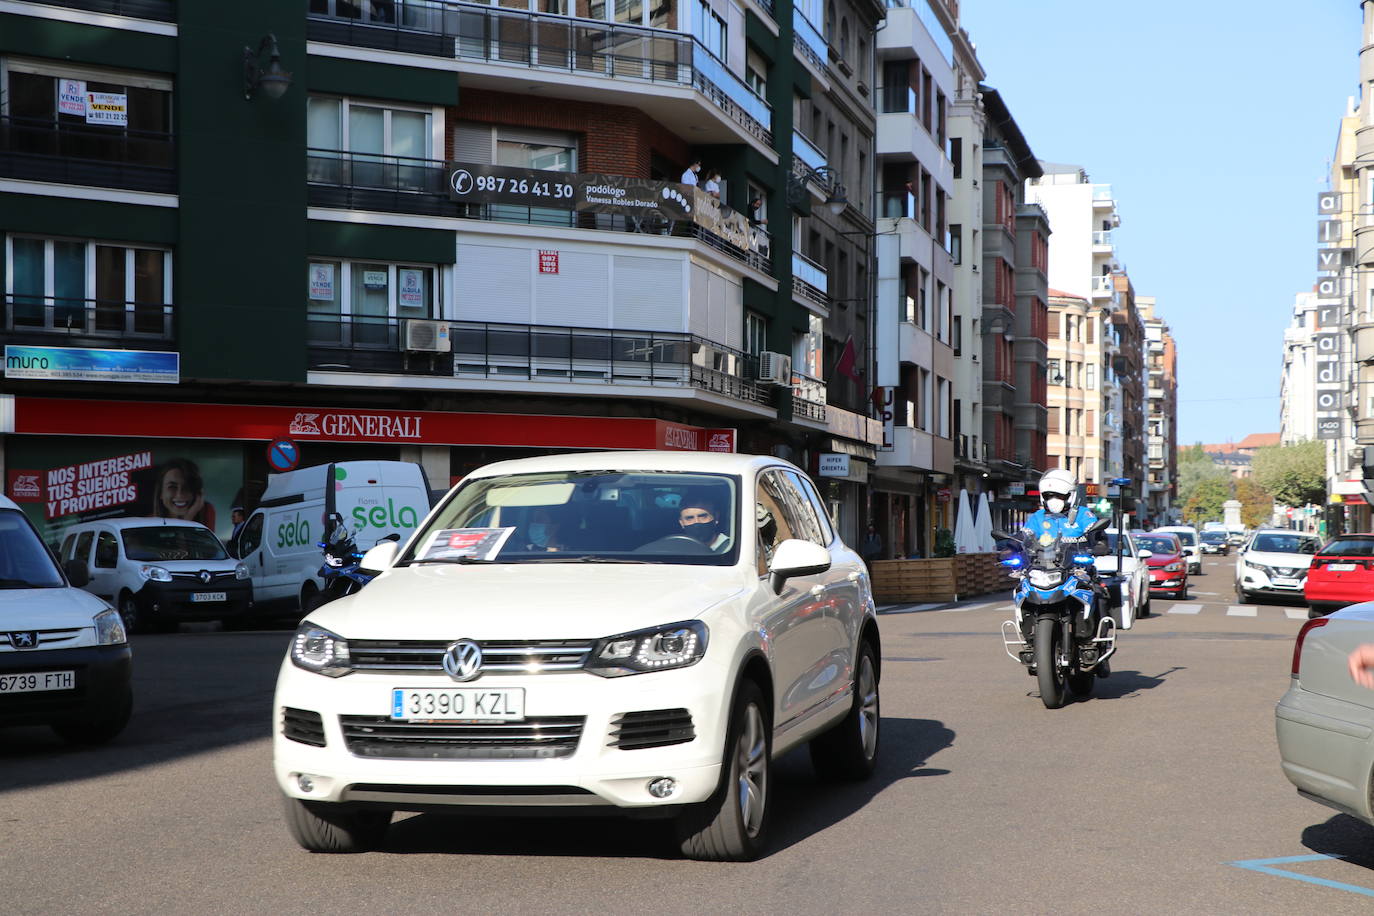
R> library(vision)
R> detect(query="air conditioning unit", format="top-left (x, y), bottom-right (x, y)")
top-left (402, 319), bottom-right (451, 353)
top-left (757, 350), bottom-right (792, 386)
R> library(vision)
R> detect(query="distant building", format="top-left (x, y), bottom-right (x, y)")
top-left (1197, 433), bottom-right (1280, 480)
top-left (1280, 291), bottom-right (1319, 445)
top-left (1139, 297), bottom-right (1178, 523)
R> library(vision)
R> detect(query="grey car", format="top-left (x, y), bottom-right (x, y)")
top-left (1276, 603), bottom-right (1374, 826)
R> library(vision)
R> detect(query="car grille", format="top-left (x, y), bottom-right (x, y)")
top-left (169, 571), bottom-right (238, 583)
top-left (0, 628), bottom-right (82, 650)
top-left (281, 707), bottom-right (326, 747)
top-left (339, 715), bottom-right (584, 759)
top-left (609, 708), bottom-right (696, 750)
top-left (1274, 567), bottom-right (1304, 578)
top-left (346, 639), bottom-right (595, 674)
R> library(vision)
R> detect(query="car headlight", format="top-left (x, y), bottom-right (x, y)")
top-left (1028, 569), bottom-right (1064, 589)
top-left (139, 565), bottom-right (172, 582)
top-left (585, 621), bottom-right (708, 677)
top-left (235, 562), bottom-right (250, 580)
top-left (1163, 562), bottom-right (1183, 572)
top-left (290, 622), bottom-right (351, 677)
top-left (94, 609), bottom-right (127, 646)
top-left (1245, 561), bottom-right (1271, 577)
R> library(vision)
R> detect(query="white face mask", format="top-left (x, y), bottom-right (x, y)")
top-left (1045, 497), bottom-right (1067, 514)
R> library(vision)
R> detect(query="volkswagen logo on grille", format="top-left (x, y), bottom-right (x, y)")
top-left (199, 570), bottom-right (213, 584)
top-left (9, 632), bottom-right (38, 649)
top-left (443, 639), bottom-right (483, 682)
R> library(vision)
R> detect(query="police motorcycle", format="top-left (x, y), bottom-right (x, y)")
top-left (314, 513), bottom-right (398, 608)
top-left (996, 516), bottom-right (1120, 709)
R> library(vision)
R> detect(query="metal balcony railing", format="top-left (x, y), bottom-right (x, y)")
top-left (1091, 275), bottom-right (1114, 294)
top-left (29, 0), bottom-right (175, 20)
top-left (5, 294), bottom-right (174, 340)
top-left (310, 317), bottom-right (774, 406)
top-left (792, 129), bottom-right (827, 173)
top-left (792, 8), bottom-right (828, 74)
top-left (306, 151), bottom-right (772, 275)
top-left (791, 251), bottom-right (828, 305)
top-left (1092, 230), bottom-right (1113, 247)
top-left (792, 371), bottom-right (827, 421)
top-left (307, 3), bottom-right (772, 144)
top-left (0, 116), bottom-right (175, 193)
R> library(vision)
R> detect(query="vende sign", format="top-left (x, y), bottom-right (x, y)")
top-left (14, 398), bottom-right (735, 453)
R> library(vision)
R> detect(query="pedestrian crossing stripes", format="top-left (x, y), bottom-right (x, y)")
top-left (1167, 606), bottom-right (1202, 615)
top-left (1226, 606), bottom-right (1258, 617)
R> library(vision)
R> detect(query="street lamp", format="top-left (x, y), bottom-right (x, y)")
top-left (787, 167), bottom-right (848, 216)
top-left (243, 34), bottom-right (292, 101)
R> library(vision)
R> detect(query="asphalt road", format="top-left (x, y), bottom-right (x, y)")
top-left (5, 554), bottom-right (1374, 915)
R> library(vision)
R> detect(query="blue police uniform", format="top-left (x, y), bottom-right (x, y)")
top-left (1020, 505), bottom-right (1097, 543)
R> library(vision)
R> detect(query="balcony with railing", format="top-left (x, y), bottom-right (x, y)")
top-left (308, 317), bottom-right (773, 408)
top-left (1092, 186), bottom-right (1115, 209)
top-left (1090, 275), bottom-right (1114, 299)
top-left (307, 1), bottom-right (772, 146)
top-left (791, 251), bottom-right (829, 307)
top-left (1091, 230), bottom-right (1113, 253)
top-left (306, 150), bottom-right (772, 276)
top-left (5, 294), bottom-right (174, 344)
top-left (792, 371), bottom-right (828, 422)
top-left (791, 129), bottom-right (827, 188)
top-left (0, 116), bottom-right (175, 194)
top-left (28, 0), bottom-right (176, 20)
top-left (792, 8), bottom-right (829, 80)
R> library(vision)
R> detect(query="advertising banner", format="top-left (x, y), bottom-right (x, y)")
top-left (5, 439), bottom-right (245, 547)
top-left (398, 269), bottom-right (425, 307)
top-left (85, 91), bottom-right (127, 126)
top-left (4, 345), bottom-right (179, 384)
top-left (308, 263), bottom-right (335, 301)
top-left (446, 162), bottom-right (694, 221)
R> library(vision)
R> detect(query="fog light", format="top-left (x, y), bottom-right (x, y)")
top-left (647, 777), bottom-right (677, 799)
top-left (297, 774), bottom-right (315, 793)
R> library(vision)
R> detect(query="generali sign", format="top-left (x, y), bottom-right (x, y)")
top-left (15, 398), bottom-right (736, 453)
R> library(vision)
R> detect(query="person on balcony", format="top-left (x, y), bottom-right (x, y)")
top-left (703, 170), bottom-right (722, 199)
top-left (681, 159), bottom-right (702, 186)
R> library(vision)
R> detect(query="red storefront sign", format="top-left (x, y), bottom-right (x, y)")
top-left (12, 398), bottom-right (736, 453)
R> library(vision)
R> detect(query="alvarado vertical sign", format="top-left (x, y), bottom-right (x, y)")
top-left (1316, 190), bottom-right (1347, 440)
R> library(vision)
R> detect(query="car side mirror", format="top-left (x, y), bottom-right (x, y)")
top-left (380, 533), bottom-right (401, 543)
top-left (63, 559), bottom-right (90, 588)
top-left (768, 539), bottom-right (832, 594)
top-left (1138, 550), bottom-right (1153, 559)
top-left (359, 541), bottom-right (399, 574)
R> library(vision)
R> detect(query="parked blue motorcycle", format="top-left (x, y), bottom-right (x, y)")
top-left (997, 519), bottom-right (1116, 708)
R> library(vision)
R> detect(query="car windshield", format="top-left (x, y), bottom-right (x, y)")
top-left (1160, 530), bottom-right (1195, 546)
top-left (1201, 532), bottom-right (1227, 544)
top-left (122, 526), bottom-right (228, 561)
top-left (1252, 533), bottom-right (1320, 555)
top-left (405, 470), bottom-right (741, 566)
top-left (1137, 535), bottom-right (1179, 555)
top-left (0, 509), bottom-right (64, 588)
top-left (1319, 537), bottom-right (1374, 557)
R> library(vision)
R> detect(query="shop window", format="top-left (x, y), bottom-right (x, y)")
top-left (307, 97), bottom-right (435, 189)
top-left (306, 259), bottom-right (441, 347)
top-left (2, 60), bottom-right (173, 170)
top-left (4, 235), bottom-right (172, 337)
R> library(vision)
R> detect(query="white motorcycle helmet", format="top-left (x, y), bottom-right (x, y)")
top-left (1038, 467), bottom-right (1078, 516)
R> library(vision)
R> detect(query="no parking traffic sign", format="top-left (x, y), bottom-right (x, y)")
top-left (267, 438), bottom-right (300, 472)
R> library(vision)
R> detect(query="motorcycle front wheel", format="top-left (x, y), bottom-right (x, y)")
top-left (1034, 616), bottom-right (1069, 709)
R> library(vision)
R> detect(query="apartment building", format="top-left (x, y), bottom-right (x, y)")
top-left (979, 89), bottom-right (1047, 517)
top-left (1111, 271), bottom-right (1146, 514)
top-left (0, 0), bottom-right (883, 547)
top-left (869, 0), bottom-right (958, 557)
top-left (1280, 291), bottom-right (1319, 445)
top-left (1045, 290), bottom-right (1105, 486)
top-left (1138, 296), bottom-right (1177, 524)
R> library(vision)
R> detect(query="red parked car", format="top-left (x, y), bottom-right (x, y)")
top-left (1305, 534), bottom-right (1374, 618)
top-left (1136, 532), bottom-right (1189, 598)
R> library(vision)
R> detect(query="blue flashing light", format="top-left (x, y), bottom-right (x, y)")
top-left (1000, 556), bottom-right (1024, 568)
top-left (1072, 554), bottom-right (1094, 565)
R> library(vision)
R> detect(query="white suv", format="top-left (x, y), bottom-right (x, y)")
top-left (1235, 529), bottom-right (1321, 603)
top-left (272, 452), bottom-right (881, 861)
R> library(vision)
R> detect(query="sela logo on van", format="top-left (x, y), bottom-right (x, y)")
top-left (7, 471), bottom-right (41, 502)
top-left (287, 411), bottom-right (422, 441)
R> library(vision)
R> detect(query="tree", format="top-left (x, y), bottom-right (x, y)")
top-left (1235, 477), bottom-right (1274, 528)
top-left (1183, 476), bottom-right (1232, 527)
top-left (1177, 445), bottom-right (1233, 515)
top-left (1177, 443), bottom-right (1213, 466)
top-left (1251, 440), bottom-right (1325, 508)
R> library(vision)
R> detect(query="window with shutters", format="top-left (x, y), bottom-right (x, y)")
top-left (1085, 317), bottom-right (1095, 344)
top-left (1048, 408), bottom-right (1060, 434)
top-left (1047, 311), bottom-right (1060, 339)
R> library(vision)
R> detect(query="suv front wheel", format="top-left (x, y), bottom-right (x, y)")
top-left (284, 797), bottom-right (391, 853)
top-left (675, 680), bottom-right (771, 862)
top-left (810, 640), bottom-right (880, 781)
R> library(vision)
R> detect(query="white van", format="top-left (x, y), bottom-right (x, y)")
top-left (235, 461), bottom-right (430, 610)
top-left (59, 517), bottom-right (251, 632)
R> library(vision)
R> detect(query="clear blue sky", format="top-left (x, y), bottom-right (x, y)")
top-left (959, 0), bottom-right (1355, 446)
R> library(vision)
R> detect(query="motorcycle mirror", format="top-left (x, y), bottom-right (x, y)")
top-left (991, 529), bottom-right (1013, 542)
top-left (1086, 516), bottom-right (1111, 536)
top-left (380, 533), bottom-right (401, 543)
top-left (1092, 541), bottom-right (1110, 556)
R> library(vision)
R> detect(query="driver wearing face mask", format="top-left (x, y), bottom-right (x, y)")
top-left (679, 501), bottom-right (732, 552)
top-left (1019, 467), bottom-right (1097, 546)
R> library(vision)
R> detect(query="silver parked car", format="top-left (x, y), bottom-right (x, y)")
top-left (1276, 603), bottom-right (1374, 826)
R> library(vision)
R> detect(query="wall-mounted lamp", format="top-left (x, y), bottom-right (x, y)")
top-left (787, 166), bottom-right (848, 216)
top-left (243, 33), bottom-right (292, 101)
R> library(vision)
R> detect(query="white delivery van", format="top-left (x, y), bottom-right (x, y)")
top-left (235, 461), bottom-right (430, 610)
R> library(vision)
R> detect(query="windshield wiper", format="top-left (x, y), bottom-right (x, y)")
top-left (405, 557), bottom-right (503, 566)
top-left (515, 556), bottom-right (650, 564)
